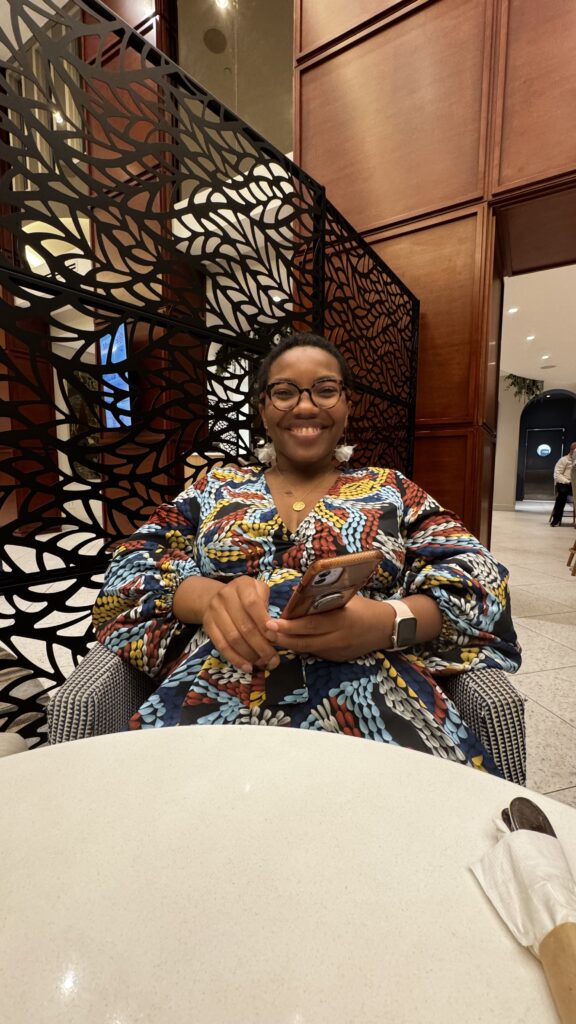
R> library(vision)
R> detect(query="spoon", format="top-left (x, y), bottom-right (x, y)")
top-left (501, 796), bottom-right (557, 837)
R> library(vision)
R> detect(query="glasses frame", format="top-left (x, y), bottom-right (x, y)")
top-left (264, 380), bottom-right (347, 411)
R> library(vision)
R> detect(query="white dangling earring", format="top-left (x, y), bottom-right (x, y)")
top-left (334, 443), bottom-right (355, 463)
top-left (254, 439), bottom-right (276, 465)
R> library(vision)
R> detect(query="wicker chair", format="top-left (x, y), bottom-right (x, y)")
top-left (47, 642), bottom-right (527, 786)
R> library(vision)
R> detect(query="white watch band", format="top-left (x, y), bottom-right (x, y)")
top-left (384, 599), bottom-right (418, 650)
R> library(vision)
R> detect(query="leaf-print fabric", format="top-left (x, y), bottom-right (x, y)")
top-left (93, 466), bottom-right (521, 773)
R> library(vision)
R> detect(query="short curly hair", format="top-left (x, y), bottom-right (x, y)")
top-left (255, 332), bottom-right (352, 399)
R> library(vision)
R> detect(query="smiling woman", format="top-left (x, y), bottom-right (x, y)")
top-left (258, 339), bottom-right (350, 526)
top-left (93, 332), bottom-right (521, 770)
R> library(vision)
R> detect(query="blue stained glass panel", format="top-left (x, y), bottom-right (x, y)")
top-left (100, 324), bottom-right (132, 428)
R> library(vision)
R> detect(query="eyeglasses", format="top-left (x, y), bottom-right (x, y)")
top-left (264, 380), bottom-right (346, 411)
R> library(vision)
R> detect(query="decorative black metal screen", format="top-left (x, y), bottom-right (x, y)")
top-left (0, 0), bottom-right (418, 745)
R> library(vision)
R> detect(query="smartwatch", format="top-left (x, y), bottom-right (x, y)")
top-left (385, 600), bottom-right (418, 650)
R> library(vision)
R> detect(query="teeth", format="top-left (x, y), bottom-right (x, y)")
top-left (290, 426), bottom-right (323, 435)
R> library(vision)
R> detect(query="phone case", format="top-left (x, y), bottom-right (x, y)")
top-left (282, 550), bottom-right (381, 619)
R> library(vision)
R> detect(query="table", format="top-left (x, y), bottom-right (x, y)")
top-left (1, 726), bottom-right (575, 1023)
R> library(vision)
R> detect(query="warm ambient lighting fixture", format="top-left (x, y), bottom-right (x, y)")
top-left (214, 0), bottom-right (230, 8)
top-left (541, 355), bottom-right (550, 360)
top-left (507, 307), bottom-right (519, 314)
top-left (526, 335), bottom-right (535, 341)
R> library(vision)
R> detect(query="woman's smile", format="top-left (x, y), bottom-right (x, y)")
top-left (260, 346), bottom-right (348, 470)
top-left (286, 424), bottom-right (326, 435)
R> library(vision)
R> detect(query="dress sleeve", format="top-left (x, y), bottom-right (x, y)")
top-left (394, 473), bottom-right (521, 675)
top-left (92, 479), bottom-right (206, 676)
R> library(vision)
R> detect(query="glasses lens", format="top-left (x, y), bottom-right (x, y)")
top-left (269, 383), bottom-right (299, 409)
top-left (268, 382), bottom-right (343, 409)
top-left (312, 382), bottom-right (342, 408)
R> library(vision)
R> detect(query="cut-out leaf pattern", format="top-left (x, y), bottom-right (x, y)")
top-left (0, 0), bottom-right (418, 745)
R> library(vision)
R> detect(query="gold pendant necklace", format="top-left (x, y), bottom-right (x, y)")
top-left (270, 466), bottom-right (336, 513)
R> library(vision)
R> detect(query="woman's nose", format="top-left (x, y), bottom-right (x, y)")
top-left (293, 388), bottom-right (316, 410)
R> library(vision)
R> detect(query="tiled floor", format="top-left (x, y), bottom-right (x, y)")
top-left (491, 507), bottom-right (576, 808)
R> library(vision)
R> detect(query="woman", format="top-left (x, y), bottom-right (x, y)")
top-left (93, 332), bottom-right (521, 771)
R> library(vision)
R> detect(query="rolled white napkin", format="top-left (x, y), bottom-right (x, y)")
top-left (471, 827), bottom-right (576, 956)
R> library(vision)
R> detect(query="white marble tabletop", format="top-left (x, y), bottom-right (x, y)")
top-left (1, 726), bottom-right (575, 1023)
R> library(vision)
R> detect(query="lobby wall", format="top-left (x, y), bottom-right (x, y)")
top-left (493, 377), bottom-right (522, 512)
top-left (294, 0), bottom-right (576, 544)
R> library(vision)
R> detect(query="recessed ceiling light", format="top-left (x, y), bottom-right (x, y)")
top-left (507, 307), bottom-right (519, 314)
top-left (526, 335), bottom-right (535, 341)
top-left (541, 355), bottom-right (550, 360)
top-left (215, 0), bottom-right (230, 8)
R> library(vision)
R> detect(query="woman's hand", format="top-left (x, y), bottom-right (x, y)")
top-left (201, 576), bottom-right (280, 674)
top-left (265, 595), bottom-right (395, 662)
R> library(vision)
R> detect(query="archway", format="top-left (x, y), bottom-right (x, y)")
top-left (517, 389), bottom-right (576, 501)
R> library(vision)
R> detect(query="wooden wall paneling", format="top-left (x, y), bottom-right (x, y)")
top-left (412, 428), bottom-right (475, 526)
top-left (154, 0), bottom-right (178, 60)
top-left (370, 208), bottom-right (486, 425)
top-left (295, 0), bottom-right (494, 232)
top-left (81, 0), bottom-right (159, 43)
top-left (495, 187), bottom-right (576, 276)
top-left (484, 236), bottom-right (502, 432)
top-left (492, 0), bottom-right (576, 193)
top-left (0, 445), bottom-right (18, 528)
top-left (4, 320), bottom-right (61, 532)
top-left (296, 0), bottom-right (397, 60)
top-left (479, 206), bottom-right (501, 432)
top-left (476, 426), bottom-right (496, 547)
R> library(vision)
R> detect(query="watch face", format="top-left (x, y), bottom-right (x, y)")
top-left (396, 615), bottom-right (418, 648)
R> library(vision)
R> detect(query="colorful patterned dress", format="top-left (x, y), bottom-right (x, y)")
top-left (93, 465), bottom-right (521, 772)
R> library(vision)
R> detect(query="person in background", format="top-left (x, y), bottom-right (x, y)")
top-left (550, 441), bottom-right (576, 526)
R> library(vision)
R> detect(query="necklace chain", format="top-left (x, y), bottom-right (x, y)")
top-left (270, 465), bottom-right (336, 512)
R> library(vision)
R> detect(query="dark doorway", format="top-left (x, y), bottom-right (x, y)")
top-left (516, 390), bottom-right (576, 501)
top-left (524, 428), bottom-right (564, 499)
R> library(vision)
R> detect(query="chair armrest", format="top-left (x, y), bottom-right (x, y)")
top-left (47, 643), bottom-right (153, 743)
top-left (441, 668), bottom-right (526, 786)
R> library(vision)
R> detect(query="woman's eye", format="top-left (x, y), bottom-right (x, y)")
top-left (272, 388), bottom-right (294, 400)
top-left (316, 385), bottom-right (339, 397)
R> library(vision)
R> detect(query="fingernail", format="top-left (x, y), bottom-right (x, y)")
top-left (241, 663), bottom-right (252, 674)
top-left (266, 619), bottom-right (278, 631)
top-left (267, 657), bottom-right (280, 670)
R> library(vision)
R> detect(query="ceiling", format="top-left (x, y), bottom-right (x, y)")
top-left (500, 264), bottom-right (576, 393)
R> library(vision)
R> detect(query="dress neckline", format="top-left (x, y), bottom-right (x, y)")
top-left (259, 466), bottom-right (347, 535)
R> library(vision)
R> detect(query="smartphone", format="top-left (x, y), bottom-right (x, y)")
top-left (282, 550), bottom-right (381, 619)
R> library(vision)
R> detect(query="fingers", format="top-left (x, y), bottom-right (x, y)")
top-left (265, 612), bottom-right (341, 658)
top-left (267, 608), bottom-right (344, 638)
top-left (204, 577), bottom-right (279, 672)
top-left (205, 609), bottom-right (264, 673)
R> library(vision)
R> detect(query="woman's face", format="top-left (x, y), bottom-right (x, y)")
top-left (259, 346), bottom-right (348, 470)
